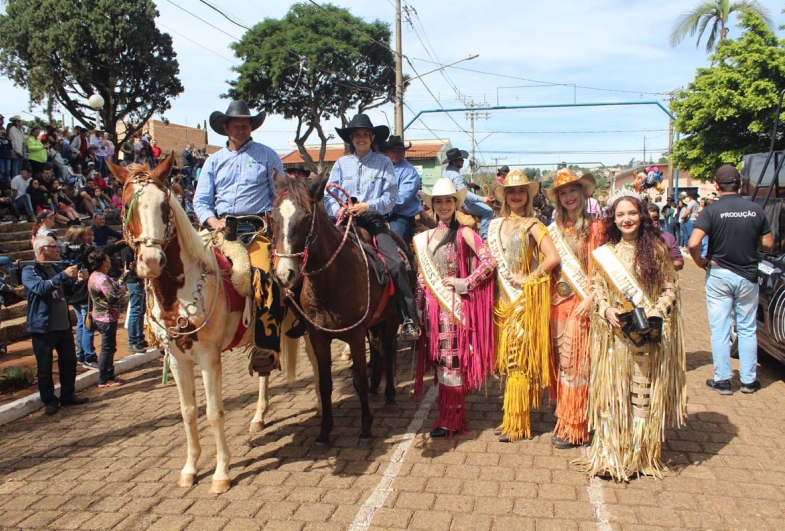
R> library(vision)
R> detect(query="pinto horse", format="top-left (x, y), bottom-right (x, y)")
top-left (108, 154), bottom-right (297, 493)
top-left (271, 172), bottom-right (399, 447)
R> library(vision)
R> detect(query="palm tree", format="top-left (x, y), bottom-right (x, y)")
top-left (669, 0), bottom-right (774, 53)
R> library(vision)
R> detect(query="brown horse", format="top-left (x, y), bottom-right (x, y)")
top-left (271, 172), bottom-right (399, 447)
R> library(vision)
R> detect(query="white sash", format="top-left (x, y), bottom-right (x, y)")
top-left (592, 244), bottom-right (655, 312)
top-left (413, 231), bottom-right (464, 326)
top-left (548, 223), bottom-right (589, 300)
top-left (487, 218), bottom-right (522, 302)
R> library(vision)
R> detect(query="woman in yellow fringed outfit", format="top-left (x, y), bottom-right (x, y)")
top-left (578, 191), bottom-right (687, 481)
top-left (488, 170), bottom-right (560, 442)
top-left (544, 169), bottom-right (604, 450)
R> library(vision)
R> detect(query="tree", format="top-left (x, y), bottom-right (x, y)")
top-left (0, 0), bottom-right (183, 147)
top-left (226, 3), bottom-right (399, 172)
top-left (669, 0), bottom-right (774, 53)
top-left (670, 13), bottom-right (785, 181)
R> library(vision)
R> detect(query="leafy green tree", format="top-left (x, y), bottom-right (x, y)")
top-left (669, 0), bottom-right (773, 53)
top-left (226, 3), bottom-right (399, 172)
top-left (670, 13), bottom-right (785, 182)
top-left (0, 0), bottom-right (183, 147)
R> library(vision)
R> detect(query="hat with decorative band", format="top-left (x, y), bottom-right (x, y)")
top-left (544, 168), bottom-right (596, 203)
top-left (421, 177), bottom-right (467, 210)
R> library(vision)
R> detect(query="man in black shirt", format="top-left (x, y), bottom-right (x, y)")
top-left (689, 164), bottom-right (773, 395)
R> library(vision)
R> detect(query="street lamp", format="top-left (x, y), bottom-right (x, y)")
top-left (88, 94), bottom-right (104, 129)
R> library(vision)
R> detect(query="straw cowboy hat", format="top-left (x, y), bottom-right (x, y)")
top-left (381, 135), bottom-right (412, 151)
top-left (421, 178), bottom-right (467, 210)
top-left (493, 169), bottom-right (540, 207)
top-left (335, 114), bottom-right (390, 145)
top-left (441, 147), bottom-right (469, 165)
top-left (544, 168), bottom-right (596, 203)
top-left (209, 101), bottom-right (266, 136)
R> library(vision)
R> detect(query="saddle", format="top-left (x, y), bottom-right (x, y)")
top-left (203, 229), bottom-right (283, 377)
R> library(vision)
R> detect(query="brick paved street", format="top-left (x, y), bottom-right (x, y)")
top-left (1, 261), bottom-right (784, 531)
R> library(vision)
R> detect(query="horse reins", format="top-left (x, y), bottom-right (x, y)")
top-left (276, 183), bottom-right (373, 333)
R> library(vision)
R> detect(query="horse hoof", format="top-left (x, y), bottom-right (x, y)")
top-left (209, 479), bottom-right (231, 494)
top-left (384, 404), bottom-right (398, 415)
top-left (358, 437), bottom-right (373, 449)
top-left (177, 473), bottom-right (196, 488)
top-left (248, 421), bottom-right (265, 433)
top-left (369, 388), bottom-right (379, 395)
top-left (313, 440), bottom-right (330, 453)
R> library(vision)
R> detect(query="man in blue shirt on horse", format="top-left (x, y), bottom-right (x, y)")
top-left (193, 101), bottom-right (284, 234)
top-left (382, 135), bottom-right (422, 246)
top-left (193, 101), bottom-right (286, 375)
top-left (324, 114), bottom-right (420, 341)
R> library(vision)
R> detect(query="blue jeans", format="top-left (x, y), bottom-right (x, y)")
top-left (126, 282), bottom-right (146, 346)
top-left (73, 302), bottom-right (96, 361)
top-left (461, 200), bottom-right (494, 240)
top-left (700, 235), bottom-right (709, 259)
top-left (680, 219), bottom-right (694, 247)
top-left (14, 193), bottom-right (33, 217)
top-left (387, 214), bottom-right (416, 246)
top-left (0, 158), bottom-right (11, 186)
top-left (10, 158), bottom-right (22, 181)
top-left (705, 266), bottom-right (759, 384)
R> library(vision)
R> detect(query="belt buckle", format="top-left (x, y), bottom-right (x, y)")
top-left (555, 281), bottom-right (573, 297)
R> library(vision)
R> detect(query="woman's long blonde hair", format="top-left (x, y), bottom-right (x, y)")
top-left (554, 184), bottom-right (591, 238)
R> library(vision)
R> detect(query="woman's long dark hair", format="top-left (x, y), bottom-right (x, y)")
top-left (433, 213), bottom-right (460, 252)
top-left (602, 196), bottom-right (669, 291)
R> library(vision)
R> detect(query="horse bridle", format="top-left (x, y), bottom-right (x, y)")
top-left (272, 183), bottom-right (355, 277)
top-left (122, 173), bottom-right (175, 253)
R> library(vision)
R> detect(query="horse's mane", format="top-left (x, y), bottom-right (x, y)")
top-left (169, 194), bottom-right (219, 273)
top-left (278, 177), bottom-right (314, 214)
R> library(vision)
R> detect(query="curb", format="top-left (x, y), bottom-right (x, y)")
top-left (0, 348), bottom-right (162, 426)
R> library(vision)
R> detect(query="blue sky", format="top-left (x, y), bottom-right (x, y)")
top-left (2, 0), bottom-right (783, 169)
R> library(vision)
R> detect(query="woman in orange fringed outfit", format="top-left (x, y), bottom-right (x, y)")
top-left (545, 169), bottom-right (603, 449)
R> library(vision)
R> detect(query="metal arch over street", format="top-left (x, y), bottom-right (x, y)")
top-left (404, 100), bottom-right (681, 196)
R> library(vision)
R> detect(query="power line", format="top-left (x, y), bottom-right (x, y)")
top-left (407, 127), bottom-right (669, 134)
top-left (164, 0), bottom-right (238, 39)
top-left (196, 0), bottom-right (251, 30)
top-left (410, 57), bottom-right (672, 96)
top-left (158, 22), bottom-right (239, 65)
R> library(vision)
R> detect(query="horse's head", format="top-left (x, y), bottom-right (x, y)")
top-left (270, 169), bottom-right (327, 289)
top-left (107, 153), bottom-right (176, 279)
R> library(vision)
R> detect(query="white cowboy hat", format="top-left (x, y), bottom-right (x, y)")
top-left (421, 178), bottom-right (467, 210)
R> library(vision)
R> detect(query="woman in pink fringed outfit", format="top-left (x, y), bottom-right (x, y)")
top-left (412, 178), bottom-right (495, 438)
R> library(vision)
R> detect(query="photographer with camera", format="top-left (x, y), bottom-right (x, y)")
top-left (62, 227), bottom-right (98, 367)
top-left (23, 235), bottom-right (90, 415)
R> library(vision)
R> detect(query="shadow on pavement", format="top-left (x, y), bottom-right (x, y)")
top-left (662, 410), bottom-right (737, 471)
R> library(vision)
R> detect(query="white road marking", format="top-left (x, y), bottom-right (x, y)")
top-left (348, 386), bottom-right (438, 531)
top-left (581, 447), bottom-right (613, 531)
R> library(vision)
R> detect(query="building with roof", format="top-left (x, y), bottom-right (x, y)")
top-left (281, 139), bottom-right (452, 189)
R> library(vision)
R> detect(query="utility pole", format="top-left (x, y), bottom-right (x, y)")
top-left (643, 135), bottom-right (647, 164)
top-left (464, 99), bottom-right (489, 179)
top-left (492, 156), bottom-right (507, 169)
top-left (394, 0), bottom-right (404, 138)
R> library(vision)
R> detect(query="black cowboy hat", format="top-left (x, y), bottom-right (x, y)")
top-left (381, 135), bottom-right (412, 151)
top-left (209, 101), bottom-right (266, 136)
top-left (335, 114), bottom-right (390, 145)
top-left (496, 165), bottom-right (510, 176)
top-left (442, 147), bottom-right (469, 165)
top-left (285, 163), bottom-right (311, 177)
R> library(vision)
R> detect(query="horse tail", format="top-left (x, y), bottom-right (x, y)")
top-left (280, 309), bottom-right (299, 384)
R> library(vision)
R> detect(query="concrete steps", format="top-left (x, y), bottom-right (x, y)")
top-left (0, 220), bottom-right (123, 347)
top-left (0, 309), bottom-right (78, 344)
